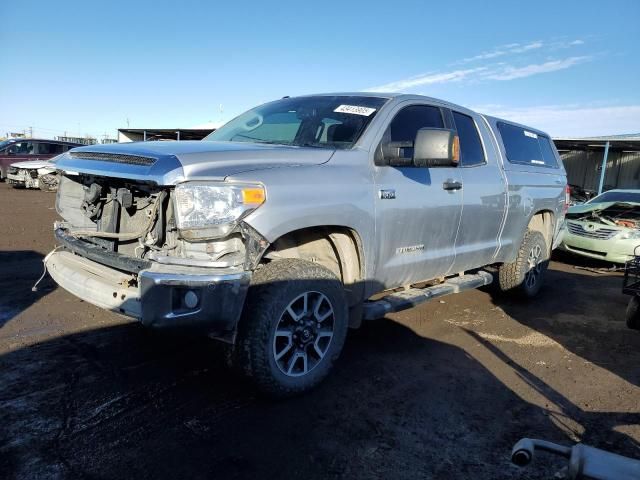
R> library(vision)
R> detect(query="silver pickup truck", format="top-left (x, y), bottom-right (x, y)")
top-left (47, 93), bottom-right (568, 396)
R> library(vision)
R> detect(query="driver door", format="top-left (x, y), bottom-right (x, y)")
top-left (373, 103), bottom-right (463, 289)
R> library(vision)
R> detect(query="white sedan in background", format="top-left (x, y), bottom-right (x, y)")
top-left (6, 154), bottom-right (62, 191)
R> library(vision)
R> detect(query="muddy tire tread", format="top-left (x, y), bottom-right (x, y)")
top-left (235, 258), bottom-right (348, 397)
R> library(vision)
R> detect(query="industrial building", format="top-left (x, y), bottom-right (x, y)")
top-left (117, 128), bottom-right (214, 143)
top-left (554, 134), bottom-right (640, 195)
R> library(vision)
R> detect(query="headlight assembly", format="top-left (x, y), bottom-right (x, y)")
top-left (174, 182), bottom-right (265, 239)
top-left (620, 230), bottom-right (640, 240)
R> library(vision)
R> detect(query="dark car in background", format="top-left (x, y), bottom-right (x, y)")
top-left (0, 138), bottom-right (83, 180)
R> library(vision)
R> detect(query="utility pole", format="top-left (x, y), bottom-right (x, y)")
top-left (29, 126), bottom-right (33, 137)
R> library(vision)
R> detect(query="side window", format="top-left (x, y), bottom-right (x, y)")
top-left (8, 141), bottom-right (35, 155)
top-left (37, 143), bottom-right (64, 154)
top-left (452, 111), bottom-right (485, 167)
top-left (390, 105), bottom-right (443, 142)
top-left (382, 105), bottom-right (444, 161)
top-left (497, 122), bottom-right (558, 168)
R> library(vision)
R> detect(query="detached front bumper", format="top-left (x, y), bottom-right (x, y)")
top-left (46, 250), bottom-right (251, 338)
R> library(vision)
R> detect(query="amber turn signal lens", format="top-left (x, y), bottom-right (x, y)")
top-left (241, 187), bottom-right (266, 205)
top-left (452, 135), bottom-right (460, 164)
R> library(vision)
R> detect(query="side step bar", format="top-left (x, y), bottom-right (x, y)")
top-left (362, 271), bottom-right (493, 321)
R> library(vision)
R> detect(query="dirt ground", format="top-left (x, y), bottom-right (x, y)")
top-left (0, 182), bottom-right (638, 480)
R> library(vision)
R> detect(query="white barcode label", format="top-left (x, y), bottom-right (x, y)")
top-left (524, 130), bottom-right (538, 139)
top-left (334, 105), bottom-right (377, 116)
top-left (531, 159), bottom-right (545, 165)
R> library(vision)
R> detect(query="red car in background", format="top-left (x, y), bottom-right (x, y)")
top-left (0, 138), bottom-right (83, 180)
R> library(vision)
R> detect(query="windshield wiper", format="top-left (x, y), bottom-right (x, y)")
top-left (231, 134), bottom-right (282, 144)
top-left (298, 142), bottom-right (330, 149)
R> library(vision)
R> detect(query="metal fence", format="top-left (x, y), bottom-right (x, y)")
top-left (560, 149), bottom-right (640, 192)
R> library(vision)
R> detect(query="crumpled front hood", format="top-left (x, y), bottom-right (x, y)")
top-left (10, 160), bottom-right (55, 169)
top-left (55, 140), bottom-right (335, 185)
top-left (568, 201), bottom-right (640, 215)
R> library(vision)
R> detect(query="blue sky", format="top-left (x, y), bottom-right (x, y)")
top-left (1, 0), bottom-right (639, 139)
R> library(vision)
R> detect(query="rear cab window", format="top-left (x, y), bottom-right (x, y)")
top-left (497, 122), bottom-right (558, 168)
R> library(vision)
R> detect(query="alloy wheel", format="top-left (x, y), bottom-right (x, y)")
top-left (524, 244), bottom-right (543, 289)
top-left (272, 291), bottom-right (335, 377)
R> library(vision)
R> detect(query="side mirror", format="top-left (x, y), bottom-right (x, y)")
top-left (413, 128), bottom-right (459, 167)
top-left (379, 140), bottom-right (414, 167)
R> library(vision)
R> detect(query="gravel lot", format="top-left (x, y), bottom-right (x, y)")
top-left (0, 182), bottom-right (638, 479)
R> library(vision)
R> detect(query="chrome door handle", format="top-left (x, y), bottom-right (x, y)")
top-left (443, 180), bottom-right (463, 191)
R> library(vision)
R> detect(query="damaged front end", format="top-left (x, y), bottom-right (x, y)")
top-left (48, 173), bottom-right (270, 341)
top-left (566, 201), bottom-right (640, 229)
top-left (561, 201), bottom-right (640, 263)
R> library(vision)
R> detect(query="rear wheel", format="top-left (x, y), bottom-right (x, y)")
top-left (498, 230), bottom-right (548, 298)
top-left (235, 259), bottom-right (348, 397)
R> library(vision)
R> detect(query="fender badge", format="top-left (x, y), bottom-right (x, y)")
top-left (379, 189), bottom-right (396, 200)
top-left (396, 244), bottom-right (425, 254)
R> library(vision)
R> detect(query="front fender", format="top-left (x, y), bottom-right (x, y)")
top-left (233, 161), bottom-right (376, 276)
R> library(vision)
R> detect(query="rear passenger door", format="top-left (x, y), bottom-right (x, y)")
top-left (449, 110), bottom-right (507, 272)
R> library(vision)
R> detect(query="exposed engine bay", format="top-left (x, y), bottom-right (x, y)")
top-left (55, 174), bottom-right (256, 271)
top-left (566, 202), bottom-right (640, 229)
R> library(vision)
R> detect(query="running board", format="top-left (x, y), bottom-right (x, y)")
top-left (362, 271), bottom-right (493, 321)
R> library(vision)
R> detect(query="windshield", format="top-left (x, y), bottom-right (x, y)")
top-left (590, 190), bottom-right (640, 204)
top-left (0, 140), bottom-right (14, 150)
top-left (204, 95), bottom-right (388, 149)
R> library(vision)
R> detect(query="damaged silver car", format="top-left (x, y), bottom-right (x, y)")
top-left (560, 189), bottom-right (640, 264)
top-left (6, 154), bottom-right (62, 191)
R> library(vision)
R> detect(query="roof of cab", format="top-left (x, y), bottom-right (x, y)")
top-left (292, 91), bottom-right (479, 116)
top-left (265, 92), bottom-right (553, 138)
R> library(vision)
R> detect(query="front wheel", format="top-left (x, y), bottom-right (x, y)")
top-left (498, 230), bottom-right (548, 298)
top-left (235, 259), bottom-right (348, 397)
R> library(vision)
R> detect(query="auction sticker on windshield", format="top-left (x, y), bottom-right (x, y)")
top-left (334, 105), bottom-right (377, 116)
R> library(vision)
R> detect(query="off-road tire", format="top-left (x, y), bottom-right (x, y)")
top-left (498, 230), bottom-right (548, 298)
top-left (235, 259), bottom-right (348, 397)
top-left (625, 296), bottom-right (640, 330)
